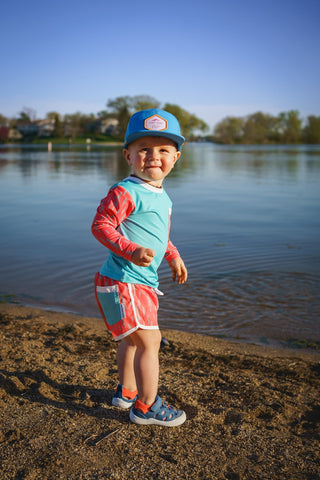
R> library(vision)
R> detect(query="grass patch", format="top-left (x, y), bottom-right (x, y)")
top-left (285, 338), bottom-right (320, 350)
top-left (0, 294), bottom-right (18, 304)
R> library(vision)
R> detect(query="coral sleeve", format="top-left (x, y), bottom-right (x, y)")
top-left (91, 185), bottom-right (138, 261)
top-left (165, 239), bottom-right (180, 263)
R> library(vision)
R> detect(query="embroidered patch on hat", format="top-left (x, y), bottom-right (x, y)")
top-left (144, 115), bottom-right (167, 131)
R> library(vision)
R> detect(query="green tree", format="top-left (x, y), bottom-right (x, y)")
top-left (213, 116), bottom-right (244, 144)
top-left (303, 115), bottom-right (320, 144)
top-left (18, 107), bottom-right (37, 123)
top-left (163, 103), bottom-right (208, 139)
top-left (242, 112), bottom-right (275, 144)
top-left (97, 110), bottom-right (110, 119)
top-left (46, 111), bottom-right (58, 121)
top-left (18, 111), bottom-right (31, 123)
top-left (106, 95), bottom-right (160, 139)
top-left (46, 111), bottom-right (63, 137)
top-left (106, 96), bottom-right (132, 139)
top-left (63, 112), bottom-right (95, 139)
top-left (133, 95), bottom-right (160, 111)
top-left (54, 115), bottom-right (64, 138)
top-left (0, 114), bottom-right (8, 126)
top-left (277, 110), bottom-right (302, 143)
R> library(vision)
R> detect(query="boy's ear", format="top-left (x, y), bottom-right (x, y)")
top-left (123, 148), bottom-right (131, 164)
top-left (174, 151), bottom-right (181, 163)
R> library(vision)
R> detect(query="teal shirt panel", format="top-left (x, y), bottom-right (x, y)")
top-left (100, 177), bottom-right (172, 288)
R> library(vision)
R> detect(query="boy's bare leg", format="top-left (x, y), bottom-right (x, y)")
top-left (130, 329), bottom-right (162, 405)
top-left (117, 337), bottom-right (137, 393)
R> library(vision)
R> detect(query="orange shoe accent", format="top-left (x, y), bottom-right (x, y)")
top-left (135, 398), bottom-right (154, 414)
top-left (122, 387), bottom-right (138, 400)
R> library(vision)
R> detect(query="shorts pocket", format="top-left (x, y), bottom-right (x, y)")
top-left (96, 285), bottom-right (125, 326)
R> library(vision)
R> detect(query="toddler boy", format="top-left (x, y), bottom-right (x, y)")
top-left (92, 109), bottom-right (187, 426)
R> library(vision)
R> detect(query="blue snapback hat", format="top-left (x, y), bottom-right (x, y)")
top-left (124, 109), bottom-right (185, 151)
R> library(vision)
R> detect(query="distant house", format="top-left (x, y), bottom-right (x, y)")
top-left (16, 123), bottom-right (39, 138)
top-left (36, 118), bottom-right (55, 137)
top-left (0, 127), bottom-right (9, 142)
top-left (87, 117), bottom-right (119, 136)
top-left (99, 118), bottom-right (118, 135)
top-left (8, 129), bottom-right (23, 141)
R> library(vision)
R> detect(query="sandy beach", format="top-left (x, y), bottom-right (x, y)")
top-left (0, 303), bottom-right (319, 479)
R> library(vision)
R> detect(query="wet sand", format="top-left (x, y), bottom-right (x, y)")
top-left (0, 303), bottom-right (319, 479)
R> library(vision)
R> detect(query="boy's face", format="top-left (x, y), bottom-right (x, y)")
top-left (123, 136), bottom-right (181, 187)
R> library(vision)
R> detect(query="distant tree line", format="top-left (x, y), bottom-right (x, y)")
top-left (0, 95), bottom-right (208, 143)
top-left (1, 100), bottom-right (319, 144)
top-left (211, 110), bottom-right (320, 144)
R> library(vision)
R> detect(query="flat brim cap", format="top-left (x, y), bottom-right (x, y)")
top-left (124, 108), bottom-right (185, 151)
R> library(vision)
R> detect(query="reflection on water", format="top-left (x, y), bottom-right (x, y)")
top-left (159, 271), bottom-right (320, 347)
top-left (0, 143), bottom-right (319, 348)
top-left (0, 145), bottom-right (128, 179)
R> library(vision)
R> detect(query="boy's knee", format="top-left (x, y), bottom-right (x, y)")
top-left (131, 329), bottom-right (161, 350)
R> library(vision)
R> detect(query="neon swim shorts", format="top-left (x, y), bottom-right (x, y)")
top-left (94, 272), bottom-right (160, 341)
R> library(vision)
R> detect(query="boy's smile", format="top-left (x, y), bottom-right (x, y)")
top-left (123, 136), bottom-right (181, 187)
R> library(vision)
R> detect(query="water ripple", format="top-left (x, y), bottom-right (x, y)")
top-left (158, 271), bottom-right (320, 347)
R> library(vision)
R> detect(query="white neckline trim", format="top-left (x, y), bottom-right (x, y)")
top-left (125, 176), bottom-right (164, 193)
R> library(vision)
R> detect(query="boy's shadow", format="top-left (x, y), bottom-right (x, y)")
top-left (0, 368), bottom-right (127, 422)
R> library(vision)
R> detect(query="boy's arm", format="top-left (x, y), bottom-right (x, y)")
top-left (165, 240), bottom-right (188, 284)
top-left (91, 185), bottom-right (139, 261)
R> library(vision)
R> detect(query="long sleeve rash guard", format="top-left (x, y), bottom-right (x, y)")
top-left (91, 176), bottom-right (180, 289)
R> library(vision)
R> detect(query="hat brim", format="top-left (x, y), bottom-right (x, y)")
top-left (124, 131), bottom-right (185, 151)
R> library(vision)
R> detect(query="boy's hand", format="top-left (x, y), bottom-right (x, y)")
top-left (131, 246), bottom-right (155, 267)
top-left (169, 257), bottom-right (188, 284)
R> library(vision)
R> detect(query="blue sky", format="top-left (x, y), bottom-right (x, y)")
top-left (2, 0), bottom-right (319, 130)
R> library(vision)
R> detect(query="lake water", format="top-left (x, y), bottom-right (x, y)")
top-left (0, 143), bottom-right (319, 348)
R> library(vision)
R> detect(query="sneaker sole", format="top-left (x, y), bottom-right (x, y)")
top-left (129, 409), bottom-right (186, 427)
top-left (112, 397), bottom-right (135, 409)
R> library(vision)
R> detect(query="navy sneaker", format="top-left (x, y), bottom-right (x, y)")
top-left (129, 395), bottom-right (186, 426)
top-left (112, 384), bottom-right (137, 409)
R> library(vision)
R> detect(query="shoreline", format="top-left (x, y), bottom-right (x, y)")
top-left (1, 303), bottom-right (319, 479)
top-left (2, 299), bottom-right (320, 355)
